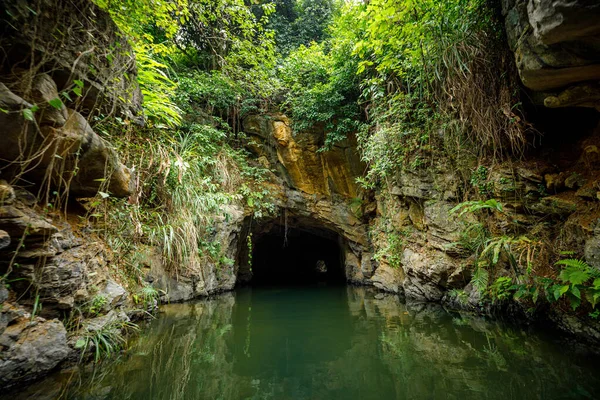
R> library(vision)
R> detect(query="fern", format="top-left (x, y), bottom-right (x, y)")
top-left (553, 257), bottom-right (600, 310)
top-left (471, 267), bottom-right (489, 294)
top-left (555, 258), bottom-right (594, 271)
top-left (449, 199), bottom-right (503, 217)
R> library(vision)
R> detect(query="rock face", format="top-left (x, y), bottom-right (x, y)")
top-left (0, 182), bottom-right (136, 388)
top-left (503, 0), bottom-right (600, 109)
top-left (243, 114), bottom-right (364, 197)
top-left (0, 305), bottom-right (69, 387)
top-left (0, 0), bottom-right (137, 198)
top-left (236, 113), bottom-right (374, 286)
top-left (0, 0), bottom-right (143, 121)
top-left (0, 78), bottom-right (133, 198)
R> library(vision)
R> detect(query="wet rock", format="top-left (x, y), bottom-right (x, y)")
top-left (547, 310), bottom-right (600, 346)
top-left (344, 250), bottom-right (364, 284)
top-left (0, 314), bottom-right (69, 387)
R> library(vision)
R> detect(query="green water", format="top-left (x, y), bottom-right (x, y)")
top-left (13, 285), bottom-right (600, 399)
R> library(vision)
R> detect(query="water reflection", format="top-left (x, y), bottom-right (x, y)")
top-left (7, 286), bottom-right (600, 400)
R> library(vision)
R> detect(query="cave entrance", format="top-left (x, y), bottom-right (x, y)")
top-left (246, 222), bottom-right (346, 286)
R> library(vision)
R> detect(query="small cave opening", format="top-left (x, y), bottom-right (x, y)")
top-left (247, 223), bottom-right (346, 286)
top-left (524, 104), bottom-right (599, 165)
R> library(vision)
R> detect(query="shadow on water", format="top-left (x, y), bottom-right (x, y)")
top-left (6, 285), bottom-right (600, 400)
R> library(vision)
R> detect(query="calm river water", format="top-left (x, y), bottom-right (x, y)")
top-left (9, 285), bottom-right (600, 399)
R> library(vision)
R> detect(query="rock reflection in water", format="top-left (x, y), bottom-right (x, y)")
top-left (8, 285), bottom-right (600, 400)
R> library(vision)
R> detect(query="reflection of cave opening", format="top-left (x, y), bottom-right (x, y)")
top-left (249, 224), bottom-right (345, 285)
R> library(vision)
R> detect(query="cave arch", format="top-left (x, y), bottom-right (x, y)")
top-left (236, 215), bottom-right (350, 286)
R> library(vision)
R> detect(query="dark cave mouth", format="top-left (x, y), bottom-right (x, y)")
top-left (249, 224), bottom-right (346, 286)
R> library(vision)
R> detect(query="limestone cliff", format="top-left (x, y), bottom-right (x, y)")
top-left (0, 0), bottom-right (138, 387)
top-left (1, 0), bottom-right (600, 391)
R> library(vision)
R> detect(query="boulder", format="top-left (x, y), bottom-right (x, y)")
top-left (401, 247), bottom-right (462, 301)
top-left (0, 84), bottom-right (133, 198)
top-left (100, 280), bottom-right (127, 311)
top-left (370, 263), bottom-right (404, 294)
top-left (503, 0), bottom-right (600, 93)
top-left (0, 314), bottom-right (69, 387)
top-left (527, 0), bottom-right (600, 45)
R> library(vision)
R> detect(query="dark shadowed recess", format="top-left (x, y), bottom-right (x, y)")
top-left (526, 105), bottom-right (599, 161)
top-left (250, 224), bottom-right (345, 286)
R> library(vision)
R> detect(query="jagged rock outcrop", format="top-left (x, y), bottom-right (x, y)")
top-left (148, 204), bottom-right (246, 302)
top-left (0, 78), bottom-right (133, 198)
top-left (0, 180), bottom-right (137, 388)
top-left (0, 0), bottom-right (143, 121)
top-left (502, 0), bottom-right (600, 109)
top-left (0, 306), bottom-right (69, 387)
top-left (0, 0), bottom-right (137, 198)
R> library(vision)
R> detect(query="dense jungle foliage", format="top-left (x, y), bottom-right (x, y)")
top-left (85, 0), bottom-right (597, 319)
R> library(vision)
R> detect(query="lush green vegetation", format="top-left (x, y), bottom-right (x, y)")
top-left (68, 0), bottom-right (592, 352)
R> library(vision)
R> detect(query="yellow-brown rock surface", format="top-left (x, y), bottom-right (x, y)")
top-left (243, 113), bottom-right (363, 198)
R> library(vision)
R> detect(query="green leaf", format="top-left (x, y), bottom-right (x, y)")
top-left (73, 87), bottom-right (83, 97)
top-left (532, 287), bottom-right (540, 304)
top-left (571, 285), bottom-right (581, 299)
top-left (75, 338), bottom-right (87, 349)
top-left (74, 79), bottom-right (84, 88)
top-left (554, 284), bottom-right (569, 301)
top-left (48, 97), bottom-right (63, 110)
top-left (559, 266), bottom-right (590, 285)
top-left (567, 293), bottom-right (581, 311)
top-left (61, 91), bottom-right (72, 102)
top-left (22, 108), bottom-right (34, 121)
